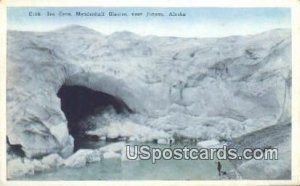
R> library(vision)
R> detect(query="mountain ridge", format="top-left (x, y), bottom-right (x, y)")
top-left (8, 24), bottom-right (291, 40)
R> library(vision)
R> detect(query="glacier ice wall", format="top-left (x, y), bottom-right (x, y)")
top-left (7, 25), bottom-right (291, 158)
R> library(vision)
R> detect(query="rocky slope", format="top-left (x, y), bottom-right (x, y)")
top-left (228, 123), bottom-right (291, 179)
top-left (7, 25), bottom-right (291, 158)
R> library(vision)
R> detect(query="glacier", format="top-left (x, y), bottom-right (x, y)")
top-left (6, 25), bottom-right (291, 179)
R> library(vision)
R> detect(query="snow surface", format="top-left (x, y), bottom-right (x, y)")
top-left (7, 25), bottom-right (291, 159)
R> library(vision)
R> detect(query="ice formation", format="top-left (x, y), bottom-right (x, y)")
top-left (197, 139), bottom-right (221, 148)
top-left (7, 25), bottom-right (291, 177)
top-left (85, 114), bottom-right (171, 143)
top-left (7, 142), bottom-right (134, 178)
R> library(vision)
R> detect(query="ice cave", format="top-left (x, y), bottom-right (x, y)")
top-left (6, 25), bottom-right (291, 179)
top-left (57, 85), bottom-right (132, 150)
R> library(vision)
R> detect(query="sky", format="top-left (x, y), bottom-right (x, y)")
top-left (7, 7), bottom-right (291, 38)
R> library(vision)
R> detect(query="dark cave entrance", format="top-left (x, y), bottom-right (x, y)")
top-left (7, 137), bottom-right (25, 158)
top-left (57, 85), bottom-right (132, 151)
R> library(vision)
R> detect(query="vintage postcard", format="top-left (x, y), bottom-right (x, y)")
top-left (0, 0), bottom-right (300, 185)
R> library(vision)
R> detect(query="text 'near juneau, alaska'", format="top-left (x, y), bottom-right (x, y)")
top-left (29, 11), bottom-right (186, 17)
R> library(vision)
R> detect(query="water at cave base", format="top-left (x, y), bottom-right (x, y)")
top-left (15, 141), bottom-right (234, 180)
